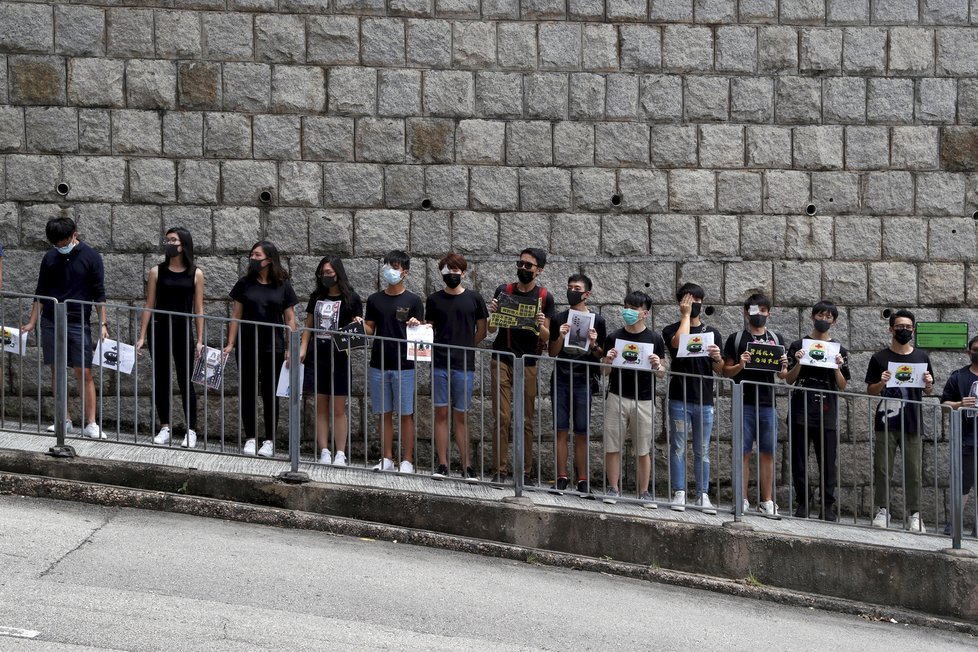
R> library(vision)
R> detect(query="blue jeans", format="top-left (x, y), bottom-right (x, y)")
top-left (368, 368), bottom-right (415, 415)
top-left (668, 400), bottom-right (714, 495)
top-left (743, 404), bottom-right (777, 455)
top-left (432, 367), bottom-right (474, 411)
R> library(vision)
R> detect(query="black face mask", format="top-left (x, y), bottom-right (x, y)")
top-left (566, 290), bottom-right (585, 306)
top-left (164, 244), bottom-right (180, 259)
top-left (516, 269), bottom-right (534, 284)
top-left (690, 303), bottom-right (702, 318)
top-left (248, 259), bottom-right (265, 276)
top-left (318, 275), bottom-right (337, 291)
top-left (748, 314), bottom-right (767, 328)
top-left (894, 329), bottom-right (914, 345)
top-left (970, 352), bottom-right (978, 366)
top-left (443, 273), bottom-right (462, 289)
top-left (813, 319), bottom-right (831, 334)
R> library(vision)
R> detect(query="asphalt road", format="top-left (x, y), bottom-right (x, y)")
top-left (0, 495), bottom-right (973, 651)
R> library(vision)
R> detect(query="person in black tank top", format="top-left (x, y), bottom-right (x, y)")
top-left (136, 227), bottom-right (205, 449)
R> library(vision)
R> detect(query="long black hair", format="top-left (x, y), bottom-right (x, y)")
top-left (312, 254), bottom-right (354, 305)
top-left (248, 240), bottom-right (289, 286)
top-left (165, 226), bottom-right (195, 271)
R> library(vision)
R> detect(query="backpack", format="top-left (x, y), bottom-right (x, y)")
top-left (504, 283), bottom-right (548, 356)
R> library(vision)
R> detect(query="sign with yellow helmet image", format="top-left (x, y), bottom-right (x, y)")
top-left (799, 338), bottom-right (841, 369)
top-left (677, 331), bottom-right (714, 358)
top-left (611, 338), bottom-right (654, 371)
top-left (1, 326), bottom-right (29, 356)
top-left (885, 361), bottom-right (928, 389)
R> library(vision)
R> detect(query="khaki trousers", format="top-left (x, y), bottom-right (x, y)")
top-left (490, 359), bottom-right (538, 476)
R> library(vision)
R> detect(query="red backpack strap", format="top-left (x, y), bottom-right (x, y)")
top-left (506, 283), bottom-right (514, 294)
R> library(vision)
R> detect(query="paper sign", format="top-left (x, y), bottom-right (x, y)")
top-left (406, 324), bottom-right (434, 362)
top-left (489, 292), bottom-right (541, 333)
top-left (1, 327), bottom-right (29, 356)
top-left (611, 338), bottom-right (654, 371)
top-left (314, 300), bottom-right (341, 339)
top-left (333, 321), bottom-right (367, 352)
top-left (276, 362), bottom-right (305, 398)
top-left (564, 310), bottom-right (594, 352)
top-left (92, 338), bottom-right (136, 374)
top-left (745, 342), bottom-right (784, 371)
top-left (192, 346), bottom-right (228, 390)
top-left (799, 339), bottom-right (841, 369)
top-left (677, 332), bottom-right (714, 359)
top-left (886, 362), bottom-right (928, 389)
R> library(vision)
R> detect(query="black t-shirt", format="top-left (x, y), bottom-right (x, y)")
top-left (662, 321), bottom-right (723, 406)
top-left (229, 277), bottom-right (298, 351)
top-left (549, 309), bottom-right (607, 380)
top-left (490, 284), bottom-right (556, 367)
top-left (786, 338), bottom-right (851, 428)
top-left (305, 290), bottom-right (363, 337)
top-left (604, 327), bottom-right (665, 401)
top-left (365, 289), bottom-right (425, 370)
top-left (865, 347), bottom-right (934, 435)
top-left (425, 289), bottom-right (488, 370)
top-left (941, 366), bottom-right (978, 446)
top-left (723, 329), bottom-right (785, 407)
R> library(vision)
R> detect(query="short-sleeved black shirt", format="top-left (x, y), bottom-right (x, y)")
top-left (425, 289), bottom-right (488, 370)
top-left (229, 276), bottom-right (298, 351)
top-left (490, 284), bottom-right (556, 366)
top-left (604, 327), bottom-right (665, 401)
top-left (941, 366), bottom-right (978, 446)
top-left (865, 347), bottom-right (934, 435)
top-left (549, 309), bottom-right (607, 381)
top-left (364, 289), bottom-right (425, 370)
top-left (662, 321), bottom-right (723, 406)
top-left (786, 338), bottom-right (851, 428)
top-left (723, 329), bottom-right (785, 407)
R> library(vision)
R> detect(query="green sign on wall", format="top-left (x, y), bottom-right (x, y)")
top-left (916, 322), bottom-right (969, 349)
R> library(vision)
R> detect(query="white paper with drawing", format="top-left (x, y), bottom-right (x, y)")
top-left (611, 338), bottom-right (654, 371)
top-left (677, 332), bottom-right (714, 358)
top-left (799, 338), bottom-right (840, 369)
top-left (1, 327), bottom-right (29, 356)
top-left (564, 310), bottom-right (594, 352)
top-left (91, 338), bottom-right (136, 374)
top-left (885, 362), bottom-right (928, 389)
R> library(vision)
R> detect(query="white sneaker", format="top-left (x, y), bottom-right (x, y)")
top-left (333, 451), bottom-right (347, 467)
top-left (698, 493), bottom-right (717, 514)
top-left (181, 429), bottom-right (197, 449)
top-left (742, 499), bottom-right (750, 513)
top-left (46, 419), bottom-right (73, 434)
top-left (398, 460), bottom-right (414, 474)
top-left (759, 500), bottom-right (779, 516)
top-left (243, 439), bottom-right (257, 455)
top-left (872, 507), bottom-right (889, 528)
top-left (82, 423), bottom-right (106, 439)
top-left (153, 426), bottom-right (171, 445)
top-left (909, 512), bottom-right (925, 533)
top-left (372, 458), bottom-right (394, 471)
top-left (319, 448), bottom-right (332, 465)
top-left (670, 490), bottom-right (686, 512)
top-left (257, 440), bottom-right (274, 457)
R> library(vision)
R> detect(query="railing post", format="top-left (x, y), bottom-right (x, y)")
top-left (950, 408), bottom-right (964, 550)
top-left (279, 329), bottom-right (308, 484)
top-left (512, 356), bottom-right (525, 498)
top-left (724, 382), bottom-right (750, 529)
top-left (48, 301), bottom-right (74, 458)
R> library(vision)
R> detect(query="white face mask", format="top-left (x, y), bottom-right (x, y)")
top-left (382, 264), bottom-right (402, 286)
top-left (56, 242), bottom-right (76, 255)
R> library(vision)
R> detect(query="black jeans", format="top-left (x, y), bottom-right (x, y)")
top-left (791, 423), bottom-right (838, 509)
top-left (237, 343), bottom-right (282, 444)
top-left (149, 316), bottom-right (197, 430)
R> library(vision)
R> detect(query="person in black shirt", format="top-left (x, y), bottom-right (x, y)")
top-left (487, 247), bottom-right (555, 483)
top-left (136, 227), bottom-right (205, 449)
top-left (21, 217), bottom-right (108, 439)
top-left (299, 255), bottom-right (363, 467)
top-left (224, 241), bottom-right (298, 458)
top-left (548, 273), bottom-right (605, 493)
top-left (784, 300), bottom-right (850, 521)
top-left (425, 252), bottom-right (488, 479)
top-left (865, 309), bottom-right (934, 533)
top-left (939, 336), bottom-right (978, 537)
top-left (662, 282), bottom-right (724, 513)
top-left (600, 291), bottom-right (665, 502)
top-left (722, 293), bottom-right (789, 516)
top-left (364, 250), bottom-right (425, 474)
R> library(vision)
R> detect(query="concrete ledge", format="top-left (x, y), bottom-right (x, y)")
top-left (1, 448), bottom-right (976, 626)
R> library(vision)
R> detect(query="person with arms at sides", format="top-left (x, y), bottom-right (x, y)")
top-left (939, 336), bottom-right (978, 538)
top-left (662, 283), bottom-right (723, 513)
top-left (722, 293), bottom-right (789, 516)
top-left (548, 273), bottom-right (605, 493)
top-left (21, 217), bottom-right (107, 439)
top-left (426, 253), bottom-right (488, 479)
top-left (224, 241), bottom-right (298, 458)
top-left (487, 247), bottom-right (555, 485)
top-left (363, 250), bottom-right (425, 474)
top-left (865, 309), bottom-right (934, 533)
top-left (136, 227), bottom-right (205, 448)
top-left (784, 300), bottom-right (850, 521)
top-left (600, 291), bottom-right (666, 503)
top-left (299, 255), bottom-right (363, 467)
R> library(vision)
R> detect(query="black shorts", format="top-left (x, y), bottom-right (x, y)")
top-left (303, 340), bottom-right (350, 396)
top-left (41, 319), bottom-right (94, 369)
top-left (965, 446), bottom-right (976, 495)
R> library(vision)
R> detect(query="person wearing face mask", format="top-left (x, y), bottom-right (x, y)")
top-left (224, 241), bottom-right (298, 458)
top-left (135, 227), bottom-right (205, 448)
top-left (424, 253), bottom-right (488, 479)
top-left (662, 283), bottom-right (724, 513)
top-left (722, 293), bottom-right (789, 517)
top-left (548, 274), bottom-right (605, 493)
top-left (865, 309), bottom-right (934, 533)
top-left (299, 255), bottom-right (362, 467)
top-left (363, 250), bottom-right (425, 474)
top-left (487, 247), bottom-right (555, 485)
top-left (784, 300), bottom-right (850, 521)
top-left (601, 291), bottom-right (666, 503)
top-left (939, 336), bottom-right (978, 538)
top-left (21, 217), bottom-right (108, 440)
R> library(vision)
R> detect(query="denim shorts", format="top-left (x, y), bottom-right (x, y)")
top-left (41, 319), bottom-right (94, 369)
top-left (368, 367), bottom-right (415, 415)
top-left (743, 404), bottom-right (777, 455)
top-left (432, 367), bottom-right (475, 411)
top-left (553, 374), bottom-right (591, 434)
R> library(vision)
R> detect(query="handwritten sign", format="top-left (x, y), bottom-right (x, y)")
top-left (677, 332), bottom-right (714, 359)
top-left (886, 362), bottom-right (928, 389)
top-left (489, 293), bottom-right (540, 334)
top-left (745, 342), bottom-right (784, 372)
top-left (332, 321), bottom-right (367, 352)
top-left (799, 338), bottom-right (840, 369)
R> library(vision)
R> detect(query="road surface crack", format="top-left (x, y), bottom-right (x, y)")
top-left (39, 509), bottom-right (117, 578)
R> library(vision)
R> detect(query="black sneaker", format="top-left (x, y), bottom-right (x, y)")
top-left (463, 466), bottom-right (478, 480)
top-left (522, 474), bottom-right (536, 487)
top-left (794, 504), bottom-right (809, 519)
top-left (490, 472), bottom-right (509, 484)
top-left (433, 464), bottom-right (448, 479)
top-left (555, 477), bottom-right (569, 491)
top-left (822, 504), bottom-right (837, 522)
top-left (576, 480), bottom-right (590, 494)
top-left (943, 521), bottom-right (952, 536)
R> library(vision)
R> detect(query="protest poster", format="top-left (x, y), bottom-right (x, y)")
top-left (677, 332), bottom-right (714, 359)
top-left (406, 324), bottom-right (434, 362)
top-left (332, 321), bottom-right (367, 352)
top-left (564, 310), bottom-right (594, 352)
top-left (799, 339), bottom-right (841, 369)
top-left (488, 293), bottom-right (541, 334)
top-left (611, 339), bottom-right (654, 371)
top-left (314, 300), bottom-right (341, 339)
top-left (192, 346), bottom-right (228, 390)
top-left (745, 342), bottom-right (784, 371)
top-left (886, 362), bottom-right (928, 389)
top-left (91, 338), bottom-right (136, 374)
top-left (1, 327), bottom-right (29, 356)
top-left (275, 361), bottom-right (305, 398)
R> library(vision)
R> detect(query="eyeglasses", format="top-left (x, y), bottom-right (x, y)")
top-left (163, 239), bottom-right (181, 245)
top-left (516, 261), bottom-right (536, 270)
